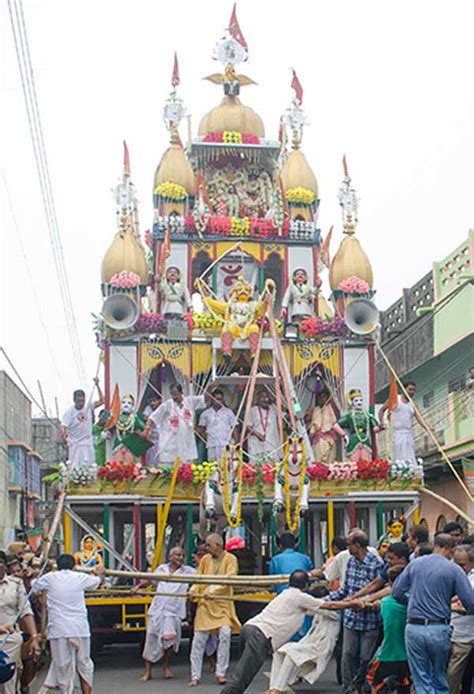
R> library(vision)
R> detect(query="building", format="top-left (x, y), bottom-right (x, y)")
top-left (32, 416), bottom-right (66, 502)
top-left (376, 229), bottom-right (474, 530)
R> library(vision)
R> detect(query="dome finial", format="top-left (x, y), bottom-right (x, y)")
top-left (338, 154), bottom-right (359, 235)
top-left (283, 69), bottom-right (309, 149)
top-left (163, 52), bottom-right (187, 137)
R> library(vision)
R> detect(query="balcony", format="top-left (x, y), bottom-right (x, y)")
top-left (8, 442), bottom-right (42, 497)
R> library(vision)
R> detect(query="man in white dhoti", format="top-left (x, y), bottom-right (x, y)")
top-left (148, 384), bottom-right (207, 465)
top-left (197, 389), bottom-right (236, 461)
top-left (247, 389), bottom-right (282, 463)
top-left (131, 547), bottom-right (195, 681)
top-left (60, 379), bottom-right (104, 468)
top-left (379, 381), bottom-right (426, 464)
top-left (0, 552), bottom-right (39, 694)
top-left (268, 608), bottom-right (341, 693)
top-left (30, 553), bottom-right (103, 694)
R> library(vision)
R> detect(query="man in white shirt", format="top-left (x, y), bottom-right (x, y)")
top-left (247, 389), bottom-right (281, 463)
top-left (148, 384), bottom-right (207, 465)
top-left (131, 546), bottom-right (196, 681)
top-left (31, 554), bottom-right (104, 694)
top-left (197, 389), bottom-right (236, 461)
top-left (61, 379), bottom-right (104, 468)
top-left (221, 571), bottom-right (324, 694)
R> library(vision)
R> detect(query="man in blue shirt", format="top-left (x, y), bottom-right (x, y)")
top-left (392, 533), bottom-right (474, 694)
top-left (269, 532), bottom-right (313, 594)
top-left (321, 529), bottom-right (384, 694)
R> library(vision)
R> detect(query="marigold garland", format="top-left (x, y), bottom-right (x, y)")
top-left (154, 181), bottom-right (187, 201)
top-left (283, 440), bottom-right (307, 533)
top-left (285, 187), bottom-right (316, 206)
top-left (221, 447), bottom-right (244, 528)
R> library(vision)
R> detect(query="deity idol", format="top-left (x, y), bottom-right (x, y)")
top-left (160, 266), bottom-right (193, 318)
top-left (281, 268), bottom-right (317, 322)
top-left (336, 389), bottom-right (380, 462)
top-left (197, 275), bottom-right (275, 357)
top-left (308, 381), bottom-right (339, 465)
top-left (112, 395), bottom-right (151, 463)
top-left (74, 535), bottom-right (103, 568)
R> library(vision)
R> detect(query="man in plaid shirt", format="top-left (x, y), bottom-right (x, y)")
top-left (321, 530), bottom-right (384, 693)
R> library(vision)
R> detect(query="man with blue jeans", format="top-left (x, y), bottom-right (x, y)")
top-left (392, 533), bottom-right (474, 694)
top-left (321, 529), bottom-right (384, 693)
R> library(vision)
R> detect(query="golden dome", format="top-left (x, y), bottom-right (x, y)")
top-left (154, 142), bottom-right (195, 195)
top-left (280, 148), bottom-right (318, 196)
top-left (198, 96), bottom-right (265, 137)
top-left (101, 217), bottom-right (148, 284)
top-left (329, 235), bottom-right (374, 291)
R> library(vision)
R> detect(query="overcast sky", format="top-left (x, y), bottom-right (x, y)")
top-left (1, 0), bottom-right (472, 415)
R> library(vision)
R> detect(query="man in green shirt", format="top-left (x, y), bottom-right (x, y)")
top-left (367, 565), bottom-right (410, 693)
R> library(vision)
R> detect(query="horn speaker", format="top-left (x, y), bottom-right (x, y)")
top-left (102, 294), bottom-right (139, 330)
top-left (345, 298), bottom-right (379, 335)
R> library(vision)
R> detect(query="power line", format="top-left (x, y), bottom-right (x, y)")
top-left (7, 0), bottom-right (86, 385)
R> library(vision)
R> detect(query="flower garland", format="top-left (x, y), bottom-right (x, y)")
top-left (154, 181), bottom-right (187, 201)
top-left (110, 271), bottom-right (142, 289)
top-left (338, 276), bottom-right (370, 294)
top-left (285, 187), bottom-right (316, 206)
top-left (203, 131), bottom-right (260, 145)
top-left (283, 440), bottom-right (307, 533)
top-left (300, 315), bottom-right (346, 339)
top-left (221, 447), bottom-right (244, 529)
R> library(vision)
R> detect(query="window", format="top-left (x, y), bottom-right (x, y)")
top-left (448, 376), bottom-right (466, 393)
top-left (423, 391), bottom-right (434, 409)
top-left (436, 515), bottom-right (446, 533)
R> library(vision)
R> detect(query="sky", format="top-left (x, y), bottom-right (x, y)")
top-left (1, 0), bottom-right (473, 415)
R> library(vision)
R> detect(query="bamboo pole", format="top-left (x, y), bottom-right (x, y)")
top-left (41, 488), bottom-right (67, 559)
top-left (151, 457), bottom-right (181, 569)
top-left (78, 566), bottom-right (291, 586)
top-left (85, 590), bottom-right (272, 603)
top-left (420, 487), bottom-right (473, 525)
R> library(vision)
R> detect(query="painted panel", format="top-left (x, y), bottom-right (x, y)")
top-left (109, 344), bottom-right (139, 403)
top-left (343, 347), bottom-right (370, 406)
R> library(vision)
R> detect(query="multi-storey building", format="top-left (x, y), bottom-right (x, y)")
top-left (376, 230), bottom-right (474, 530)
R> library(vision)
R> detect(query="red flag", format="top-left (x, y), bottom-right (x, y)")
top-left (228, 4), bottom-right (248, 50)
top-left (387, 374), bottom-right (399, 421)
top-left (123, 140), bottom-right (130, 177)
top-left (343, 153), bottom-right (350, 179)
top-left (171, 52), bottom-right (180, 89)
top-left (291, 69), bottom-right (303, 105)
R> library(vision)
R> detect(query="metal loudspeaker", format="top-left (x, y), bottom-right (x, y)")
top-left (102, 293), bottom-right (139, 330)
top-left (345, 298), bottom-right (379, 335)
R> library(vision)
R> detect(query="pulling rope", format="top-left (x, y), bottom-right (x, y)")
top-left (375, 341), bottom-right (473, 503)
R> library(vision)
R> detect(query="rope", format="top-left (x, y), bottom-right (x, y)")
top-left (375, 340), bottom-right (473, 502)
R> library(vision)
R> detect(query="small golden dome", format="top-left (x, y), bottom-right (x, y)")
top-left (101, 218), bottom-right (148, 284)
top-left (154, 142), bottom-right (195, 195)
top-left (198, 96), bottom-right (265, 137)
top-left (329, 235), bottom-right (374, 291)
top-left (280, 149), bottom-right (318, 197)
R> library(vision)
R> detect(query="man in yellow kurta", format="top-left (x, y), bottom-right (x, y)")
top-left (188, 534), bottom-right (241, 686)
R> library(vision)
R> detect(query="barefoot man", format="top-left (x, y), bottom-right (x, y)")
top-left (132, 547), bottom-right (196, 681)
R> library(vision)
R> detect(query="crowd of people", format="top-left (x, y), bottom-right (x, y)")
top-left (0, 522), bottom-right (473, 693)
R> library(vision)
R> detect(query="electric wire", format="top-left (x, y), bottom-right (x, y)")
top-left (7, 0), bottom-right (86, 384)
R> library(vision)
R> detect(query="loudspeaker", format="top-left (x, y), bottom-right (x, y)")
top-left (345, 298), bottom-right (379, 335)
top-left (102, 293), bottom-right (139, 330)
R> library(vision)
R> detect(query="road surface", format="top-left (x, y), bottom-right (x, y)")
top-left (31, 640), bottom-right (340, 693)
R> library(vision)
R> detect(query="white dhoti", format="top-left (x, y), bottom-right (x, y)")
top-left (44, 637), bottom-right (94, 694)
top-left (269, 613), bottom-right (340, 692)
top-left (68, 441), bottom-right (95, 468)
top-left (0, 632), bottom-right (23, 694)
top-left (142, 613), bottom-right (182, 663)
top-left (392, 430), bottom-right (416, 464)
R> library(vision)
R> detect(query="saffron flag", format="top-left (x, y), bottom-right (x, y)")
top-left (123, 140), bottom-right (130, 177)
top-left (387, 374), bottom-right (399, 420)
top-left (291, 69), bottom-right (303, 105)
top-left (229, 4), bottom-right (248, 50)
top-left (104, 384), bottom-right (120, 430)
top-left (171, 52), bottom-right (180, 89)
top-left (343, 153), bottom-right (349, 179)
top-left (158, 224), bottom-right (171, 280)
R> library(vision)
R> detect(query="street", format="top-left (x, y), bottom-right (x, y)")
top-left (31, 640), bottom-right (340, 693)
